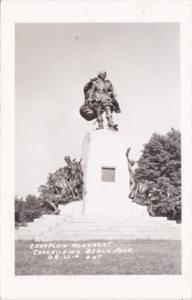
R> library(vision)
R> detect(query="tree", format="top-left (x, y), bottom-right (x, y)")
top-left (15, 196), bottom-right (24, 224)
top-left (134, 128), bottom-right (181, 222)
top-left (25, 194), bottom-right (42, 210)
top-left (15, 194), bottom-right (43, 225)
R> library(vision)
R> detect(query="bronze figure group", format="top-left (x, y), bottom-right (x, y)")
top-left (43, 156), bottom-right (83, 214)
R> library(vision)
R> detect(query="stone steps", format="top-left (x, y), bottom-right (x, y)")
top-left (15, 212), bottom-right (181, 241)
top-left (32, 215), bottom-right (177, 224)
top-left (16, 234), bottom-right (179, 240)
top-left (23, 225), bottom-right (179, 232)
top-left (19, 222), bottom-right (179, 231)
top-left (16, 232), bottom-right (180, 241)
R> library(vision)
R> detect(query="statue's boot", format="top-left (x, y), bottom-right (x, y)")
top-left (47, 200), bottom-right (61, 215)
top-left (107, 117), bottom-right (118, 130)
top-left (54, 208), bottom-right (61, 215)
top-left (96, 119), bottom-right (104, 130)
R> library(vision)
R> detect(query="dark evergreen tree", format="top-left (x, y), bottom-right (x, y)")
top-left (134, 128), bottom-right (181, 222)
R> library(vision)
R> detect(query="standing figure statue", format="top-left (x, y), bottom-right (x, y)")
top-left (126, 147), bottom-right (137, 199)
top-left (125, 147), bottom-right (154, 209)
top-left (80, 71), bottom-right (121, 130)
top-left (64, 156), bottom-right (83, 200)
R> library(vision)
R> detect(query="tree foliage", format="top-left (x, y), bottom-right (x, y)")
top-left (134, 128), bottom-right (181, 222)
top-left (15, 194), bottom-right (43, 225)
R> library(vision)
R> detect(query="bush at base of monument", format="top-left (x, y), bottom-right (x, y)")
top-left (134, 128), bottom-right (181, 222)
top-left (15, 195), bottom-right (43, 225)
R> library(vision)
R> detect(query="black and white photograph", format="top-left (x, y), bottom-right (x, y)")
top-left (15, 21), bottom-right (181, 276)
top-left (1, 1), bottom-right (192, 299)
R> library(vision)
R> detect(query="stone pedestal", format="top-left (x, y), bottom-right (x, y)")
top-left (81, 129), bottom-right (147, 216)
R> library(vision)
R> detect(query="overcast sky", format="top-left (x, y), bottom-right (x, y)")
top-left (15, 23), bottom-right (180, 198)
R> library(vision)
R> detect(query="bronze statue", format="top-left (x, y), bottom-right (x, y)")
top-left (126, 147), bottom-right (150, 201)
top-left (38, 182), bottom-right (61, 215)
top-left (64, 156), bottom-right (83, 200)
top-left (126, 147), bottom-right (155, 212)
top-left (126, 147), bottom-right (137, 199)
top-left (80, 71), bottom-right (121, 130)
top-left (39, 156), bottom-right (83, 215)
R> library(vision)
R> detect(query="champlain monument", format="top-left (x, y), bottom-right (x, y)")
top-left (16, 71), bottom-right (180, 241)
top-left (80, 71), bottom-right (132, 215)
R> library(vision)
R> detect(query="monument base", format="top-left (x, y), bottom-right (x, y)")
top-left (81, 129), bottom-right (132, 214)
top-left (15, 129), bottom-right (181, 241)
top-left (57, 194), bottom-right (149, 218)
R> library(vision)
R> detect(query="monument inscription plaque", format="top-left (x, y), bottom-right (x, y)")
top-left (101, 167), bottom-right (116, 182)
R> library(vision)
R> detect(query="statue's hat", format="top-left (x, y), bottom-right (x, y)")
top-left (64, 156), bottom-right (70, 160)
top-left (98, 71), bottom-right (106, 77)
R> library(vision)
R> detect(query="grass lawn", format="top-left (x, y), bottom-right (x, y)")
top-left (15, 239), bottom-right (181, 275)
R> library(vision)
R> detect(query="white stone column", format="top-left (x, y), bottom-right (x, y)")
top-left (81, 129), bottom-right (133, 215)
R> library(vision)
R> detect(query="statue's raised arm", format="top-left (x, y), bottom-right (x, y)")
top-left (80, 71), bottom-right (121, 131)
